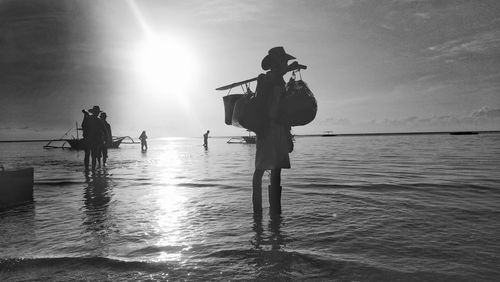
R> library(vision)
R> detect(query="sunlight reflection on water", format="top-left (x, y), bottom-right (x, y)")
top-left (154, 187), bottom-right (188, 262)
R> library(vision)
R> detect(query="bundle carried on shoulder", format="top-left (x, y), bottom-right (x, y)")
top-left (278, 76), bottom-right (317, 127)
top-left (222, 94), bottom-right (244, 125)
top-left (221, 70), bottom-right (317, 133)
top-left (231, 93), bottom-right (266, 134)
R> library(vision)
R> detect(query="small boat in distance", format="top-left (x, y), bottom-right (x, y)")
top-left (241, 135), bottom-right (256, 144)
top-left (449, 131), bottom-right (479, 135)
top-left (322, 131), bottom-right (336, 137)
top-left (227, 130), bottom-right (256, 144)
top-left (227, 131), bottom-right (295, 144)
top-left (0, 167), bottom-right (34, 209)
top-left (44, 122), bottom-right (138, 149)
top-left (66, 137), bottom-right (126, 150)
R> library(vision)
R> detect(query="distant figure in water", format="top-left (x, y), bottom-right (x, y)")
top-left (203, 130), bottom-right (210, 147)
top-left (99, 112), bottom-right (112, 166)
top-left (139, 130), bottom-right (148, 151)
top-left (252, 47), bottom-right (295, 214)
top-left (81, 106), bottom-right (106, 170)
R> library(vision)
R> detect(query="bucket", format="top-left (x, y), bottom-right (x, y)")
top-left (223, 94), bottom-right (244, 125)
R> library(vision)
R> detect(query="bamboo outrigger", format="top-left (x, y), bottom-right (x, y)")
top-left (215, 62), bottom-right (307, 92)
top-left (227, 131), bottom-right (256, 144)
top-left (43, 122), bottom-right (138, 149)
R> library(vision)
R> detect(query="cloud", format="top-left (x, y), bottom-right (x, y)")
top-left (317, 117), bottom-right (352, 126)
top-left (379, 107), bottom-right (500, 126)
top-left (324, 0), bottom-right (359, 9)
top-left (191, 0), bottom-right (272, 23)
top-left (315, 106), bottom-right (500, 133)
top-left (414, 12), bottom-right (430, 19)
top-left (471, 106), bottom-right (500, 119)
top-left (427, 31), bottom-right (500, 60)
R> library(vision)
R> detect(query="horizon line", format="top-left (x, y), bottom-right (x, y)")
top-left (1, 130), bottom-right (500, 143)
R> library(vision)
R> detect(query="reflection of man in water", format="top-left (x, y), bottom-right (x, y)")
top-left (82, 106), bottom-right (106, 170)
top-left (139, 130), bottom-right (148, 151)
top-left (99, 112), bottom-right (112, 167)
top-left (203, 130), bottom-right (210, 147)
top-left (84, 170), bottom-right (112, 254)
top-left (250, 212), bottom-right (284, 251)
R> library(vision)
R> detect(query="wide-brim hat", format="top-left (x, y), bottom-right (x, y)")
top-left (261, 46), bottom-right (296, 71)
top-left (88, 105), bottom-right (101, 113)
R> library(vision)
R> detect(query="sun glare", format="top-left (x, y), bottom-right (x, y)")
top-left (133, 36), bottom-right (199, 97)
top-left (126, 0), bottom-right (201, 125)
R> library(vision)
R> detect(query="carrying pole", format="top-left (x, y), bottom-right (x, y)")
top-left (215, 62), bottom-right (307, 91)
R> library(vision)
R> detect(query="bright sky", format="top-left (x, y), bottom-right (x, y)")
top-left (1, 0), bottom-right (499, 139)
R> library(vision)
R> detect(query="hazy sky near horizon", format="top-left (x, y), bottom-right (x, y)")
top-left (1, 0), bottom-right (499, 139)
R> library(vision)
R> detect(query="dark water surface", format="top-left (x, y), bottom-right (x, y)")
top-left (1, 135), bottom-right (500, 281)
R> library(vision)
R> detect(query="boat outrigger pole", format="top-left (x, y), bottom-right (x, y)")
top-left (215, 61), bottom-right (307, 91)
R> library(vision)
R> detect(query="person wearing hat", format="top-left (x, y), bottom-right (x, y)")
top-left (252, 46), bottom-right (296, 215)
top-left (81, 105), bottom-right (107, 170)
top-left (99, 112), bottom-right (112, 167)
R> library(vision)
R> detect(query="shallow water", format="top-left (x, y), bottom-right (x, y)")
top-left (1, 135), bottom-right (500, 281)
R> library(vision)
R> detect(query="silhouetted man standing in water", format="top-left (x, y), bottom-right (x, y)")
top-left (82, 106), bottom-right (106, 170)
top-left (99, 112), bottom-right (112, 167)
top-left (81, 110), bottom-right (91, 170)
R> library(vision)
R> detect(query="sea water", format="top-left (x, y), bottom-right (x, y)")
top-left (1, 134), bottom-right (499, 281)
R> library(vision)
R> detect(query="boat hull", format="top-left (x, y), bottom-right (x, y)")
top-left (67, 138), bottom-right (124, 150)
top-left (242, 136), bottom-right (256, 144)
top-left (0, 168), bottom-right (34, 209)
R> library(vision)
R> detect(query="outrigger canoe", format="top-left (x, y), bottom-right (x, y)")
top-left (227, 135), bottom-right (256, 144)
top-left (0, 167), bottom-right (34, 209)
top-left (43, 122), bottom-right (137, 149)
top-left (66, 137), bottom-right (126, 150)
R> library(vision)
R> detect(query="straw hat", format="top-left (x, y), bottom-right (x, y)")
top-left (261, 46), bottom-right (296, 71)
top-left (88, 105), bottom-right (101, 113)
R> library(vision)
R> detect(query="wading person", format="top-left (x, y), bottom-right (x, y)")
top-left (203, 130), bottom-right (210, 147)
top-left (99, 112), bottom-right (112, 167)
top-left (253, 47), bottom-right (295, 214)
top-left (139, 130), bottom-right (148, 151)
top-left (82, 106), bottom-right (106, 170)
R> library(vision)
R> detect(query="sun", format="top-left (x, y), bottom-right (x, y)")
top-left (133, 35), bottom-right (199, 97)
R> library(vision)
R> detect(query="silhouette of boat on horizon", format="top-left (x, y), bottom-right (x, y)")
top-left (449, 131), bottom-right (479, 135)
top-left (322, 131), bottom-right (336, 137)
top-left (43, 122), bottom-right (137, 149)
top-left (66, 137), bottom-right (126, 150)
top-left (227, 131), bottom-right (256, 144)
top-left (0, 167), bottom-right (34, 209)
top-left (227, 130), bottom-right (296, 144)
